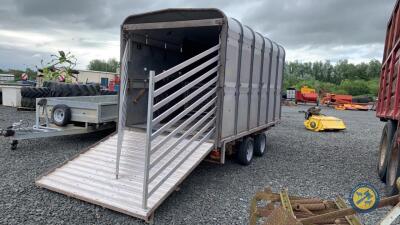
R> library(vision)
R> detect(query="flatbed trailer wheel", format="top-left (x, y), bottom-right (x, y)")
top-left (254, 133), bottom-right (267, 156)
top-left (51, 104), bottom-right (71, 127)
top-left (237, 137), bottom-right (254, 165)
top-left (386, 130), bottom-right (400, 195)
top-left (378, 120), bottom-right (397, 182)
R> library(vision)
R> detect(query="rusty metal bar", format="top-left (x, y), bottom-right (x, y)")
top-left (335, 197), bottom-right (362, 225)
top-left (280, 189), bottom-right (295, 218)
top-left (300, 195), bottom-right (400, 224)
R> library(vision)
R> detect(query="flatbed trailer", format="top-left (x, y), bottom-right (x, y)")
top-left (376, 0), bottom-right (400, 195)
top-left (35, 8), bottom-right (285, 222)
top-left (2, 95), bottom-right (117, 150)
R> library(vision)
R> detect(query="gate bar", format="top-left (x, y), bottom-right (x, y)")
top-left (142, 70), bottom-right (155, 209)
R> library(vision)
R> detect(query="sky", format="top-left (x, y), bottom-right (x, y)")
top-left (0, 0), bottom-right (396, 70)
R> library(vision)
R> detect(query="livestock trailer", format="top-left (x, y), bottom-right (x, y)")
top-left (36, 9), bottom-right (285, 221)
top-left (376, 0), bottom-right (400, 195)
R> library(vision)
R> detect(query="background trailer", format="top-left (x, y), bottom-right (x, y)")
top-left (36, 8), bottom-right (285, 221)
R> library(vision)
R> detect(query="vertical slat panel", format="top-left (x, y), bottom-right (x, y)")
top-left (142, 71), bottom-right (155, 209)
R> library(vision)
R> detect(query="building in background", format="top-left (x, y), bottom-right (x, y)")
top-left (75, 70), bottom-right (119, 88)
top-left (0, 74), bottom-right (15, 82)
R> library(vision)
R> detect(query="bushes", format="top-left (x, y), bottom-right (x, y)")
top-left (336, 79), bottom-right (379, 96)
top-left (284, 77), bottom-right (379, 96)
top-left (283, 60), bottom-right (381, 97)
top-left (367, 78), bottom-right (380, 96)
top-left (338, 80), bottom-right (369, 96)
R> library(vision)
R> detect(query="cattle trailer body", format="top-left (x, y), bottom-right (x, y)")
top-left (36, 9), bottom-right (285, 221)
top-left (120, 9), bottom-right (285, 150)
top-left (376, 0), bottom-right (400, 195)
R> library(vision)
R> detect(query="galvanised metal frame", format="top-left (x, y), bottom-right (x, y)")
top-left (7, 95), bottom-right (117, 148)
top-left (246, 26), bottom-right (256, 131)
top-left (256, 33), bottom-right (266, 127)
top-left (265, 38), bottom-right (274, 124)
top-left (142, 43), bottom-right (220, 209)
top-left (272, 47), bottom-right (280, 122)
top-left (123, 18), bottom-right (224, 31)
top-left (233, 18), bottom-right (244, 135)
top-left (34, 95), bottom-right (118, 126)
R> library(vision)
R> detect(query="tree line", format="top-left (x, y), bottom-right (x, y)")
top-left (87, 58), bottom-right (119, 73)
top-left (1, 56), bottom-right (382, 97)
top-left (88, 58), bottom-right (383, 97)
top-left (284, 59), bottom-right (381, 97)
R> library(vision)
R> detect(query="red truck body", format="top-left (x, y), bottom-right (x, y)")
top-left (376, 0), bottom-right (400, 194)
top-left (377, 0), bottom-right (400, 120)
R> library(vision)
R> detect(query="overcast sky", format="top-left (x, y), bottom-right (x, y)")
top-left (0, 0), bottom-right (396, 70)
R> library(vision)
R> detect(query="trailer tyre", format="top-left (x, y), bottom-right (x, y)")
top-left (254, 133), bottom-right (267, 156)
top-left (378, 120), bottom-right (397, 182)
top-left (237, 137), bottom-right (254, 165)
top-left (51, 104), bottom-right (71, 127)
top-left (385, 129), bottom-right (400, 195)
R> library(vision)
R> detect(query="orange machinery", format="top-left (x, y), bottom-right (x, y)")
top-left (321, 93), bottom-right (352, 105)
top-left (322, 93), bottom-right (370, 111)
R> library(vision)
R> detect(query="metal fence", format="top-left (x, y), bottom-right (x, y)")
top-left (142, 43), bottom-right (220, 208)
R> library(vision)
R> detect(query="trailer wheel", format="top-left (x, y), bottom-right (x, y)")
top-left (254, 133), bottom-right (267, 156)
top-left (51, 104), bottom-right (71, 127)
top-left (237, 137), bottom-right (254, 165)
top-left (386, 129), bottom-right (400, 195)
top-left (378, 120), bottom-right (397, 182)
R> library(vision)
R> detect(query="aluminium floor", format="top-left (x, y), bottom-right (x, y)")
top-left (35, 129), bottom-right (214, 221)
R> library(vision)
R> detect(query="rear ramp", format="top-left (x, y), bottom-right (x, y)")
top-left (36, 129), bottom-right (214, 220)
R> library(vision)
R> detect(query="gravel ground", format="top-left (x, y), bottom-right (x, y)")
top-left (0, 104), bottom-right (396, 225)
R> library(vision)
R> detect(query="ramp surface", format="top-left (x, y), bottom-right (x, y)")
top-left (36, 129), bottom-right (214, 220)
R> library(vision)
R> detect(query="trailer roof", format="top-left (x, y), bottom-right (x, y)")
top-left (122, 8), bottom-right (226, 28)
top-left (121, 8), bottom-right (284, 53)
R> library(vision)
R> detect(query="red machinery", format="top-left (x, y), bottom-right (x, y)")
top-left (321, 93), bottom-right (352, 105)
top-left (295, 86), bottom-right (319, 105)
top-left (376, 0), bottom-right (400, 194)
